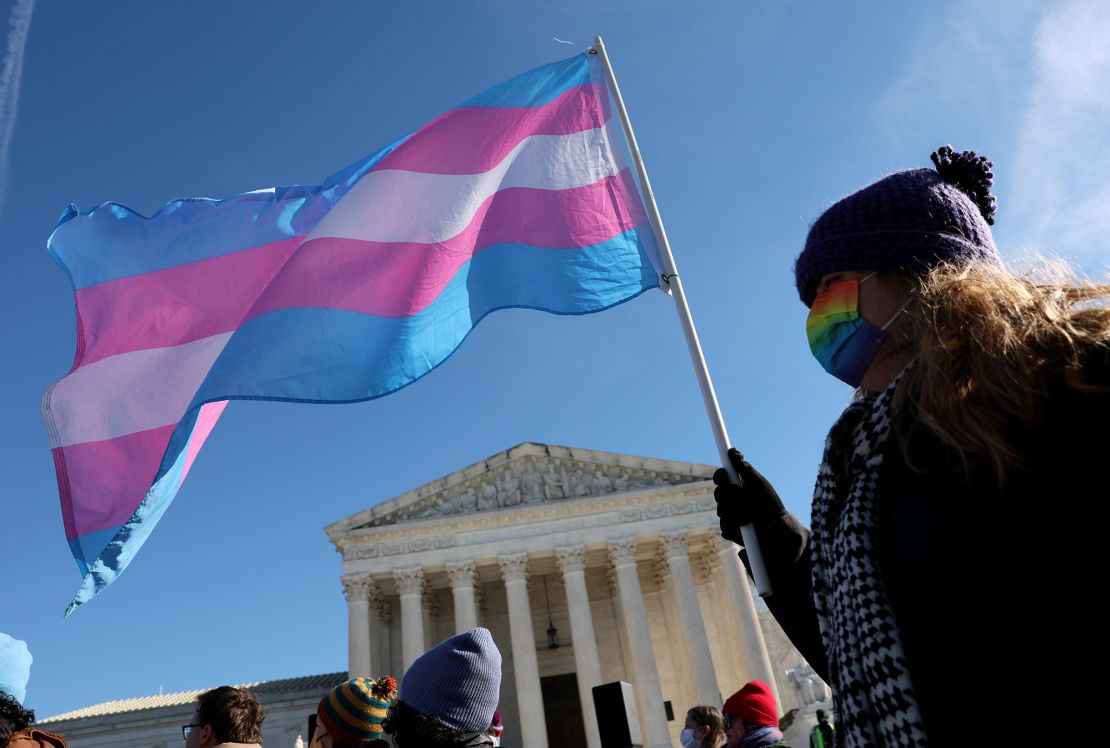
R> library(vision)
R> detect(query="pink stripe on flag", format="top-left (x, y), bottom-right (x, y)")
top-left (249, 172), bottom-right (647, 319)
top-left (55, 423), bottom-right (177, 539)
top-left (374, 83), bottom-right (606, 175)
top-left (182, 400), bottom-right (228, 478)
top-left (74, 235), bottom-right (303, 366)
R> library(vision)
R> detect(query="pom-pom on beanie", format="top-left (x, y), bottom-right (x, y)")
top-left (722, 680), bottom-right (778, 727)
top-left (400, 627), bottom-right (502, 733)
top-left (794, 145), bottom-right (1002, 307)
top-left (317, 676), bottom-right (397, 747)
top-left (0, 632), bottom-right (32, 705)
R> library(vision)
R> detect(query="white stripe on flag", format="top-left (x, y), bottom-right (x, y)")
top-left (309, 128), bottom-right (617, 244)
top-left (47, 332), bottom-right (233, 447)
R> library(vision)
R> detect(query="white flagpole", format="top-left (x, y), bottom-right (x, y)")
top-left (590, 36), bottom-right (772, 596)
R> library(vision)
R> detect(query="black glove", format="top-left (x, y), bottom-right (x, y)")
top-left (713, 448), bottom-right (786, 544)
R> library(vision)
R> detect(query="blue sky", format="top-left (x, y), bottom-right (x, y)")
top-left (2, 0), bottom-right (1107, 719)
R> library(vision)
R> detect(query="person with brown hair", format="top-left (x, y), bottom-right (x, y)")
top-left (714, 145), bottom-right (1110, 746)
top-left (681, 705), bottom-right (726, 748)
top-left (183, 686), bottom-right (264, 748)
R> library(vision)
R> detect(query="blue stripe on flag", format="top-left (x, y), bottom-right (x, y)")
top-left (459, 53), bottom-right (592, 109)
top-left (66, 410), bottom-right (204, 615)
top-left (48, 135), bottom-right (407, 289)
top-left (189, 229), bottom-right (659, 405)
top-left (68, 524), bottom-right (121, 576)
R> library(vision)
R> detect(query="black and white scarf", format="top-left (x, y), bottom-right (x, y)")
top-left (810, 374), bottom-right (929, 746)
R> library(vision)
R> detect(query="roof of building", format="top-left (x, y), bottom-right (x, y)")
top-left (39, 671), bottom-right (347, 724)
top-left (326, 440), bottom-right (715, 535)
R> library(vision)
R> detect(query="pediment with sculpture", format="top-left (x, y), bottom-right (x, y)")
top-left (349, 443), bottom-right (714, 528)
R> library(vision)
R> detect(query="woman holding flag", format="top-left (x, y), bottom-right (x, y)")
top-left (714, 145), bottom-right (1110, 746)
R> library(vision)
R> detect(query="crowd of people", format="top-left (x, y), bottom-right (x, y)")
top-left (5, 626), bottom-right (825, 748)
top-left (1, 628), bottom-right (507, 748)
top-left (4, 145), bottom-right (1106, 748)
top-left (4, 622), bottom-right (809, 748)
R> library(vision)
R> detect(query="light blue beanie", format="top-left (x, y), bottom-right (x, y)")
top-left (0, 633), bottom-right (32, 705)
top-left (400, 627), bottom-right (502, 733)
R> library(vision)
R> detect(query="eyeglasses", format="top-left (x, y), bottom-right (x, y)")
top-left (182, 723), bottom-right (203, 740)
top-left (722, 713), bottom-right (732, 730)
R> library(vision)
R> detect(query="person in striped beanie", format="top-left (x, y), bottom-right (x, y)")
top-left (313, 676), bottom-right (397, 748)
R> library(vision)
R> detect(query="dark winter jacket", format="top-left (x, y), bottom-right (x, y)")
top-left (740, 377), bottom-right (1109, 744)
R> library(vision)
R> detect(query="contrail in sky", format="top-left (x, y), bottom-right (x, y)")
top-left (0, 0), bottom-right (35, 221)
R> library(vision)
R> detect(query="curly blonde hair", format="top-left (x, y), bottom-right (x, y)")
top-left (893, 258), bottom-right (1110, 482)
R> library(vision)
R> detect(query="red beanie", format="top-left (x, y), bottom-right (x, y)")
top-left (722, 681), bottom-right (778, 727)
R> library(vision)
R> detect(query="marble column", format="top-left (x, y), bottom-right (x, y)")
top-left (446, 559), bottom-right (479, 633)
top-left (342, 575), bottom-right (373, 678)
top-left (660, 531), bottom-right (721, 705)
top-left (498, 552), bottom-right (549, 748)
top-left (374, 594), bottom-right (393, 675)
top-left (393, 566), bottom-right (426, 671)
top-left (607, 538), bottom-right (671, 748)
top-left (555, 545), bottom-right (603, 748)
top-left (717, 538), bottom-right (781, 706)
top-left (421, 581), bottom-right (437, 651)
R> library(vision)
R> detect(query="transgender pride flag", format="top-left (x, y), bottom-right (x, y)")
top-left (43, 51), bottom-right (662, 613)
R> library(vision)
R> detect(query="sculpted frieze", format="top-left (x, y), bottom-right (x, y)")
top-left (364, 455), bottom-right (705, 526)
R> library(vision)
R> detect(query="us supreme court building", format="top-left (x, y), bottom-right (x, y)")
top-left (328, 442), bottom-right (782, 748)
top-left (43, 442), bottom-right (829, 748)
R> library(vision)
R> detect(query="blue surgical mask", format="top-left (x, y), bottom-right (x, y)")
top-left (679, 728), bottom-right (699, 748)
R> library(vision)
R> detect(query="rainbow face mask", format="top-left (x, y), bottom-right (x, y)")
top-left (806, 274), bottom-right (889, 387)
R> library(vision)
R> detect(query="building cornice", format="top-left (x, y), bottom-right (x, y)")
top-left (336, 482), bottom-right (716, 568)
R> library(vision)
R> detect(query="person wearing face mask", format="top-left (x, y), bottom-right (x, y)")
top-left (714, 146), bottom-right (1110, 746)
top-left (680, 705), bottom-right (726, 748)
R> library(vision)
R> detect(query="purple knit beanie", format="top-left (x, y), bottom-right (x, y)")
top-left (399, 627), bottom-right (502, 733)
top-left (794, 145), bottom-right (1002, 307)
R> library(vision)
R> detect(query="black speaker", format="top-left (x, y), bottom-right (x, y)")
top-left (592, 681), bottom-right (643, 748)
